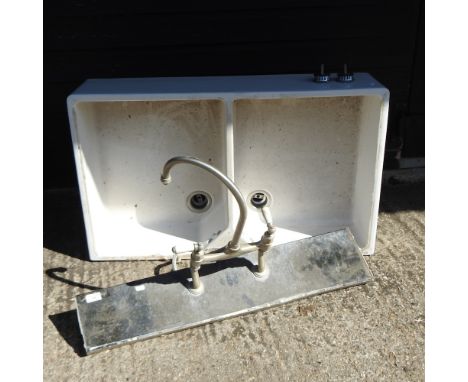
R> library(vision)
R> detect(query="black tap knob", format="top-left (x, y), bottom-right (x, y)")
top-left (314, 64), bottom-right (330, 83)
top-left (337, 64), bottom-right (354, 82)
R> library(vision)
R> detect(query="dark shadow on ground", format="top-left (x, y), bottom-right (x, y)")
top-left (45, 257), bottom-right (255, 291)
top-left (45, 257), bottom-right (256, 291)
top-left (127, 256), bottom-right (256, 289)
top-left (45, 267), bottom-right (101, 291)
top-left (49, 310), bottom-right (86, 357)
top-left (43, 189), bottom-right (89, 260)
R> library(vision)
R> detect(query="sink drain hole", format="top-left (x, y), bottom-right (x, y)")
top-left (187, 191), bottom-right (212, 213)
top-left (250, 192), bottom-right (268, 208)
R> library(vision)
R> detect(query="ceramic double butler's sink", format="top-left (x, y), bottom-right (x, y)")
top-left (67, 74), bottom-right (389, 260)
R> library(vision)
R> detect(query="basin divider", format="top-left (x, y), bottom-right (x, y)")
top-left (224, 99), bottom-right (237, 235)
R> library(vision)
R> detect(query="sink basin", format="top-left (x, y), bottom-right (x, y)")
top-left (233, 95), bottom-right (387, 255)
top-left (68, 99), bottom-right (229, 260)
top-left (68, 74), bottom-right (388, 260)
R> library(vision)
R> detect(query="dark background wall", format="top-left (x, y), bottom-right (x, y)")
top-left (44, 0), bottom-right (424, 190)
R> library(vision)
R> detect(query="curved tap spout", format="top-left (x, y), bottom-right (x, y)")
top-left (161, 156), bottom-right (247, 251)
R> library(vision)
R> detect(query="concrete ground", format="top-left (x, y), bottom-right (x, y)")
top-left (43, 170), bottom-right (424, 381)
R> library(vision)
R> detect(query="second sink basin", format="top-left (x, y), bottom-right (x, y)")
top-left (233, 95), bottom-right (387, 255)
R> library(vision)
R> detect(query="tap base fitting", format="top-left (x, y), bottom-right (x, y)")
top-left (226, 241), bottom-right (241, 253)
top-left (253, 266), bottom-right (270, 280)
top-left (188, 283), bottom-right (204, 296)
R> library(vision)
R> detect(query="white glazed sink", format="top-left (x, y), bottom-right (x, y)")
top-left (68, 74), bottom-right (389, 260)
